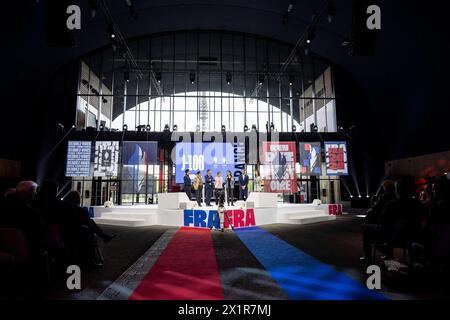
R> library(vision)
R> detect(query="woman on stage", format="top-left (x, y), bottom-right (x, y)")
top-left (225, 170), bottom-right (234, 206)
top-left (214, 171), bottom-right (224, 206)
top-left (254, 169), bottom-right (263, 192)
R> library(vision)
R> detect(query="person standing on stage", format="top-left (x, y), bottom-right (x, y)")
top-left (204, 169), bottom-right (214, 206)
top-left (225, 170), bottom-right (235, 206)
top-left (214, 171), bottom-right (224, 205)
top-left (194, 171), bottom-right (203, 206)
top-left (239, 168), bottom-right (249, 200)
top-left (254, 169), bottom-right (263, 192)
top-left (184, 169), bottom-right (192, 200)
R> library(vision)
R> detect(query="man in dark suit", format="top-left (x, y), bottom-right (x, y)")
top-left (183, 169), bottom-right (192, 200)
top-left (204, 169), bottom-right (214, 206)
top-left (239, 168), bottom-right (249, 201)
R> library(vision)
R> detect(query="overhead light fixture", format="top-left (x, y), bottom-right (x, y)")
top-left (189, 72), bottom-right (195, 84)
top-left (226, 72), bottom-right (232, 85)
top-left (289, 74), bottom-right (295, 86)
top-left (155, 72), bottom-right (161, 83)
top-left (258, 74), bottom-right (265, 85)
top-left (107, 25), bottom-right (115, 39)
top-left (124, 71), bottom-right (130, 82)
top-left (358, 195), bottom-right (362, 198)
top-left (292, 125), bottom-right (297, 132)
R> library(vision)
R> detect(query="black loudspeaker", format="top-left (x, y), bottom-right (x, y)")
top-left (350, 0), bottom-right (379, 56)
top-left (43, 0), bottom-right (75, 47)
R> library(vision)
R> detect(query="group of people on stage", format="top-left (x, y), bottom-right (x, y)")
top-left (183, 168), bottom-right (263, 207)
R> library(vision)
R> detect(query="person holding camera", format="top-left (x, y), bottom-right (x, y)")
top-left (225, 170), bottom-right (234, 206)
top-left (214, 171), bottom-right (224, 206)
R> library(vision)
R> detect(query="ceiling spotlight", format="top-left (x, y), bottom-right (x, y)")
top-left (173, 124), bottom-right (178, 132)
top-left (244, 125), bottom-right (249, 132)
top-left (226, 72), bottom-right (232, 85)
top-left (107, 25), bottom-right (115, 39)
top-left (289, 74), bottom-right (295, 86)
top-left (292, 125), bottom-right (297, 132)
top-left (145, 124), bottom-right (151, 131)
top-left (189, 72), bottom-right (195, 84)
top-left (155, 72), bottom-right (161, 83)
top-left (306, 27), bottom-right (315, 44)
top-left (358, 195), bottom-right (362, 198)
top-left (366, 195), bottom-right (370, 198)
top-left (123, 124), bottom-right (128, 131)
top-left (258, 74), bottom-right (265, 85)
top-left (350, 195), bottom-right (354, 199)
top-left (124, 71), bottom-right (130, 82)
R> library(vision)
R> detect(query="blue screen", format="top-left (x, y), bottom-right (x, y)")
top-left (175, 142), bottom-right (245, 183)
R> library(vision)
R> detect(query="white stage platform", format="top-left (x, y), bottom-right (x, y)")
top-left (92, 202), bottom-right (341, 228)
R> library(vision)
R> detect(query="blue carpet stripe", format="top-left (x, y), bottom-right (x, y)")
top-left (235, 227), bottom-right (387, 300)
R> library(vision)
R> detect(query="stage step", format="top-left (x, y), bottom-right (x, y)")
top-left (94, 217), bottom-right (149, 227)
top-left (284, 214), bottom-right (336, 225)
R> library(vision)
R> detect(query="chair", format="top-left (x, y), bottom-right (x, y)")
top-left (372, 220), bottom-right (414, 263)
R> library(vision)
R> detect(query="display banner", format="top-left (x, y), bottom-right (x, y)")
top-left (262, 141), bottom-right (298, 193)
top-left (183, 208), bottom-right (256, 228)
top-left (66, 141), bottom-right (92, 177)
top-left (324, 141), bottom-right (349, 176)
top-left (299, 142), bottom-right (322, 176)
top-left (175, 142), bottom-right (245, 183)
top-left (93, 141), bottom-right (120, 177)
top-left (121, 141), bottom-right (158, 193)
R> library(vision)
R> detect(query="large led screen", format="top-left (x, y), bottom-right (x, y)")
top-left (324, 141), bottom-right (349, 176)
top-left (93, 141), bottom-right (120, 177)
top-left (66, 141), bottom-right (92, 177)
top-left (299, 142), bottom-right (322, 176)
top-left (175, 142), bottom-right (245, 183)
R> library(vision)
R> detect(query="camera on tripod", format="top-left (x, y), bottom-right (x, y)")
top-left (216, 188), bottom-right (226, 208)
top-left (211, 188), bottom-right (234, 232)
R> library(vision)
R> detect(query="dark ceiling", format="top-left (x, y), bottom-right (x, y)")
top-left (1, 0), bottom-right (449, 166)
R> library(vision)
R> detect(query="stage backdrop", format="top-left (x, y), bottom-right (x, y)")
top-left (324, 141), bottom-right (349, 176)
top-left (93, 141), bottom-right (120, 177)
top-left (174, 142), bottom-right (245, 184)
top-left (121, 141), bottom-right (158, 193)
top-left (262, 141), bottom-right (298, 193)
top-left (299, 142), bottom-right (322, 176)
top-left (66, 140), bottom-right (92, 177)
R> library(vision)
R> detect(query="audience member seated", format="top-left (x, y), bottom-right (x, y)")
top-left (377, 179), bottom-right (423, 259)
top-left (33, 180), bottom-right (103, 268)
top-left (63, 191), bottom-right (116, 243)
top-left (0, 181), bottom-right (46, 261)
top-left (360, 180), bottom-right (396, 263)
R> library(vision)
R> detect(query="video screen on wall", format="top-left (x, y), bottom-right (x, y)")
top-left (324, 141), bottom-right (349, 176)
top-left (299, 142), bottom-right (322, 176)
top-left (66, 140), bottom-right (92, 177)
top-left (121, 141), bottom-right (158, 194)
top-left (174, 142), bottom-right (245, 183)
top-left (93, 141), bottom-right (120, 177)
